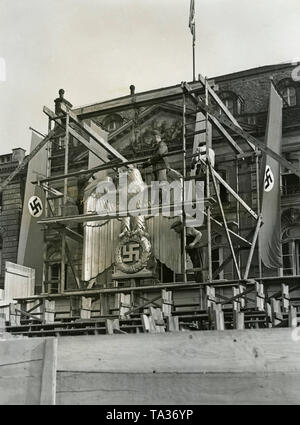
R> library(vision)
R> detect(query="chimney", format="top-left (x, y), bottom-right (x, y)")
top-left (130, 85), bottom-right (135, 96)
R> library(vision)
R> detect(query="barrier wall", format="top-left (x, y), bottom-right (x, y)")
top-left (0, 337), bottom-right (57, 405)
top-left (56, 329), bottom-right (300, 405)
top-left (1, 329), bottom-right (300, 405)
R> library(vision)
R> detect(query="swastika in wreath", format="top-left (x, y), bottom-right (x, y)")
top-left (28, 196), bottom-right (43, 217)
top-left (122, 243), bottom-right (140, 263)
top-left (264, 165), bottom-right (275, 192)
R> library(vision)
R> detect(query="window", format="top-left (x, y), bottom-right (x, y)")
top-left (107, 121), bottom-right (117, 131)
top-left (212, 248), bottom-right (220, 279)
top-left (219, 91), bottom-right (244, 116)
top-left (281, 153), bottom-right (300, 195)
top-left (278, 78), bottom-right (299, 107)
top-left (217, 169), bottom-right (229, 204)
top-left (103, 114), bottom-right (123, 132)
top-left (49, 263), bottom-right (69, 293)
top-left (281, 241), bottom-right (300, 275)
top-left (282, 173), bottom-right (300, 195)
top-left (49, 263), bottom-right (60, 294)
top-left (282, 86), bottom-right (297, 107)
top-left (247, 115), bottom-right (257, 125)
top-left (223, 98), bottom-right (234, 115)
top-left (282, 242), bottom-right (293, 275)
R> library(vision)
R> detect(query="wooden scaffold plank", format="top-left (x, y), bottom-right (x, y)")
top-left (80, 297), bottom-right (92, 320)
top-left (271, 298), bottom-right (283, 327)
top-left (42, 299), bottom-right (56, 323)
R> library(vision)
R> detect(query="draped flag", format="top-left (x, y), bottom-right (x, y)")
top-left (189, 0), bottom-right (195, 41)
top-left (258, 83), bottom-right (283, 268)
top-left (17, 132), bottom-right (46, 290)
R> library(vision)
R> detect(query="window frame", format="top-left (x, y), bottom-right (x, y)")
top-left (277, 78), bottom-right (299, 108)
top-left (218, 91), bottom-right (244, 116)
top-left (102, 114), bottom-right (123, 133)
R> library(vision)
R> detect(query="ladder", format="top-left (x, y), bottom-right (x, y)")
top-left (182, 77), bottom-right (213, 284)
top-left (182, 77), bottom-right (264, 315)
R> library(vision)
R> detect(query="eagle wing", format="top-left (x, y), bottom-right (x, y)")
top-left (82, 184), bottom-right (121, 284)
top-left (147, 215), bottom-right (182, 274)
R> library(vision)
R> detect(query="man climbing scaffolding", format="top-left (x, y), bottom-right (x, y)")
top-left (171, 219), bottom-right (204, 283)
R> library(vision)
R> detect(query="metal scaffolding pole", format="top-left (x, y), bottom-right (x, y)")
top-left (205, 77), bottom-right (212, 283)
top-left (60, 112), bottom-right (69, 294)
top-left (42, 117), bottom-right (52, 294)
top-left (182, 93), bottom-right (187, 283)
top-left (236, 158), bottom-right (241, 271)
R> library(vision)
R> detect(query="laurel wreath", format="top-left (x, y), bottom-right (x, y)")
top-left (115, 235), bottom-right (151, 274)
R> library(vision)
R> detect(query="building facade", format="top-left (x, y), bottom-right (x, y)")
top-left (0, 148), bottom-right (26, 288)
top-left (70, 61), bottom-right (300, 284)
top-left (2, 62), bottom-right (300, 293)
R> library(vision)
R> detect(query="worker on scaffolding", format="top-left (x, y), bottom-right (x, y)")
top-left (141, 129), bottom-right (181, 211)
top-left (191, 144), bottom-right (215, 179)
top-left (171, 219), bottom-right (204, 283)
top-left (169, 143), bottom-right (215, 283)
top-left (142, 129), bottom-right (169, 181)
top-left (140, 129), bottom-right (169, 210)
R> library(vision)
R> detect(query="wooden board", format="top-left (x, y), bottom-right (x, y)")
top-left (56, 371), bottom-right (300, 405)
top-left (0, 337), bottom-right (57, 405)
top-left (57, 329), bottom-right (300, 374)
top-left (56, 329), bottom-right (300, 404)
top-left (4, 262), bottom-right (35, 301)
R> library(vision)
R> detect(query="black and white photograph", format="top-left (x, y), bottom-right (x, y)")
top-left (0, 0), bottom-right (300, 407)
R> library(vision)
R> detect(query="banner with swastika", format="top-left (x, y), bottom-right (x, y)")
top-left (264, 165), bottom-right (274, 192)
top-left (17, 132), bottom-right (47, 291)
top-left (259, 83), bottom-right (282, 268)
top-left (28, 195), bottom-right (43, 218)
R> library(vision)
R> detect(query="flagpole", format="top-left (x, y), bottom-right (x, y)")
top-left (192, 31), bottom-right (195, 81)
top-left (189, 0), bottom-right (196, 81)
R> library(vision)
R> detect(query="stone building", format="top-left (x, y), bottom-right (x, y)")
top-left (212, 62), bottom-right (300, 277)
top-left (0, 148), bottom-right (26, 288)
top-left (2, 61), bottom-right (300, 292)
top-left (67, 61), bottom-right (300, 284)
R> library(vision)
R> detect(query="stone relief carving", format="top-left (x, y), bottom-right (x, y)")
top-left (130, 119), bottom-right (182, 154)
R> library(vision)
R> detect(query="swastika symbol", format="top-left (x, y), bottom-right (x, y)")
top-left (264, 165), bottom-right (274, 192)
top-left (122, 243), bottom-right (140, 263)
top-left (28, 196), bottom-right (43, 217)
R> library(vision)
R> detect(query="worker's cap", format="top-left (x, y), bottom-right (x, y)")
top-left (152, 129), bottom-right (161, 136)
top-left (170, 219), bottom-right (183, 229)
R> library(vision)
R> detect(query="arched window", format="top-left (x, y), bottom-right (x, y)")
top-left (102, 114), bottom-right (123, 132)
top-left (277, 78), bottom-right (299, 107)
top-left (282, 86), bottom-right (297, 107)
top-left (219, 91), bottom-right (244, 116)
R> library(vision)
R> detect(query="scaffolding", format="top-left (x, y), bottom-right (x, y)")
top-left (2, 76), bottom-right (300, 335)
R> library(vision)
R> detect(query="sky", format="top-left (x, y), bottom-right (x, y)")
top-left (0, 0), bottom-right (300, 155)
